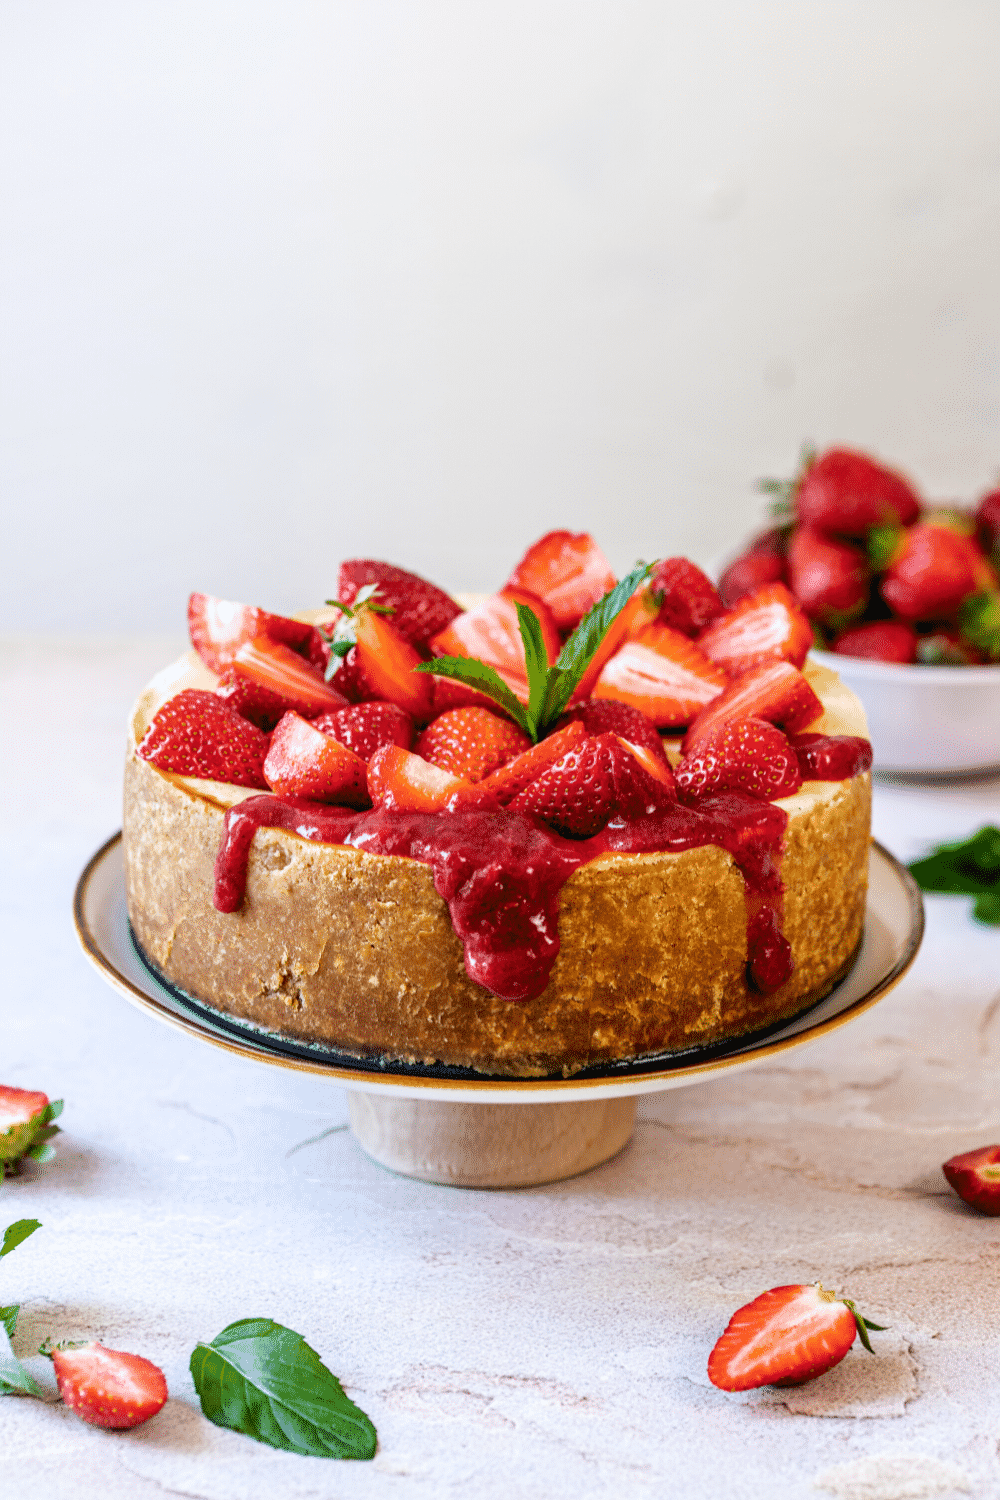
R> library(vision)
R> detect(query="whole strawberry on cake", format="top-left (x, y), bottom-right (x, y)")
top-left (123, 532), bottom-right (873, 1077)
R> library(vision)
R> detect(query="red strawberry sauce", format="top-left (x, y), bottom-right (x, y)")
top-left (213, 733), bottom-right (868, 1006)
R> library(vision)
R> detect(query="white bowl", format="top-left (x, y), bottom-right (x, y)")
top-left (810, 649), bottom-right (1000, 777)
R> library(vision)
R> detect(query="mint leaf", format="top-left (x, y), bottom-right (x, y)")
top-left (542, 562), bottom-right (651, 726)
top-left (413, 656), bottom-right (533, 739)
top-left (1, 1221), bottom-right (41, 1260)
top-left (0, 1306), bottom-right (17, 1341)
top-left (909, 829), bottom-right (1000, 925)
top-left (190, 1318), bottom-right (377, 1460)
top-left (515, 602), bottom-right (552, 732)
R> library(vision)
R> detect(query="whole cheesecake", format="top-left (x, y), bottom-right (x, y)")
top-left (123, 649), bottom-right (871, 1078)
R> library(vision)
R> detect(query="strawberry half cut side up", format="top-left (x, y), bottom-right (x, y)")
top-left (45, 1341), bottom-right (168, 1429)
top-left (708, 1283), bottom-right (886, 1391)
top-left (682, 662), bottom-right (823, 754)
top-left (430, 589), bottom-right (561, 704)
top-left (230, 637), bottom-right (348, 719)
top-left (593, 628), bottom-right (727, 729)
top-left (263, 712), bottom-right (370, 806)
top-left (337, 560), bottom-right (462, 650)
top-left (505, 531), bottom-right (617, 633)
top-left (138, 690), bottom-right (270, 788)
top-left (510, 731), bottom-right (672, 838)
top-left (697, 583), bottom-right (813, 676)
top-left (0, 1086), bottom-right (62, 1180)
top-left (942, 1144), bottom-right (1000, 1216)
top-left (188, 593), bottom-right (317, 675)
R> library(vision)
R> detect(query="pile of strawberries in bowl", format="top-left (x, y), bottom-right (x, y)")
top-left (138, 530), bottom-right (871, 837)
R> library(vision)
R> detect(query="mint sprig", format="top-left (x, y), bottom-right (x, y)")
top-left (415, 561), bottom-right (653, 742)
top-left (0, 1219), bottom-right (44, 1398)
top-left (190, 1318), bottom-right (377, 1460)
top-left (908, 827), bottom-right (1000, 926)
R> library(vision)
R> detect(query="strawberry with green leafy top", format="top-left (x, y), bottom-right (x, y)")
top-left (792, 447), bottom-right (921, 536)
top-left (592, 626), bottom-right (727, 729)
top-left (138, 690), bottom-right (270, 788)
top-left (0, 1089), bottom-right (62, 1181)
top-left (942, 1144), bottom-right (1000, 1215)
top-left (263, 713), bottom-right (370, 806)
top-left (311, 702), bottom-right (414, 760)
top-left (697, 582), bottom-right (813, 675)
top-left (188, 593), bottom-right (320, 675)
top-left (649, 558), bottom-right (724, 636)
top-left (44, 1341), bottom-right (168, 1429)
top-left (367, 745), bottom-right (501, 813)
top-left (675, 717), bottom-right (802, 803)
top-left (336, 560), bottom-right (461, 650)
top-left (505, 531), bottom-right (617, 632)
top-left (414, 708), bottom-right (531, 783)
top-left (880, 523), bottom-right (987, 620)
top-left (708, 1283), bottom-right (886, 1391)
top-left (831, 620), bottom-right (918, 664)
top-left (323, 587), bottom-right (433, 718)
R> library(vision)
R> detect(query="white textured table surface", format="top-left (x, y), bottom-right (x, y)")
top-left (2, 637), bottom-right (999, 1500)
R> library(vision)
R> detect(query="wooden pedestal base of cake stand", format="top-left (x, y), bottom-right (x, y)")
top-left (346, 1093), bottom-right (637, 1188)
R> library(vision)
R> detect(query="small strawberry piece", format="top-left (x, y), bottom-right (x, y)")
top-left (571, 585), bottom-right (660, 701)
top-left (975, 490), bottom-right (1000, 569)
top-left (790, 733), bottom-right (873, 780)
top-left (617, 736), bottom-right (677, 794)
top-left (188, 593), bottom-right (316, 675)
top-left (882, 523), bottom-right (984, 620)
top-left (480, 722), bottom-right (587, 805)
top-left (942, 1144), bottom-right (1000, 1216)
top-left (708, 1283), bottom-right (879, 1391)
top-left (311, 701), bottom-right (414, 760)
top-left (368, 745), bottom-right (500, 813)
top-left (430, 589), bottom-right (561, 703)
top-left (683, 661), bottom-right (823, 753)
top-left (650, 557), bottom-right (725, 636)
top-left (51, 1342), bottom-right (168, 1429)
top-left (787, 526), bottom-right (869, 624)
top-left (215, 669), bottom-right (291, 730)
top-left (351, 611), bottom-right (433, 718)
top-left (414, 707), bottom-right (531, 783)
top-left (593, 627), bottom-right (727, 729)
top-left (138, 689), bottom-right (269, 788)
top-left (697, 582), bottom-right (813, 675)
top-left (557, 696), bottom-right (666, 764)
top-left (231, 637), bottom-right (348, 719)
top-left (0, 1086), bottom-right (53, 1175)
top-left (337, 560), bottom-right (461, 650)
top-left (263, 712), bottom-right (370, 806)
top-left (831, 620), bottom-right (918, 664)
top-left (675, 717), bottom-right (802, 803)
top-left (505, 531), bottom-right (617, 632)
top-left (796, 448), bottom-right (921, 536)
top-left (718, 529), bottom-right (787, 607)
top-left (510, 731), bottom-right (670, 838)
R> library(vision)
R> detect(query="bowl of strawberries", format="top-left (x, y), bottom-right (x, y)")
top-left (718, 448), bottom-right (1000, 777)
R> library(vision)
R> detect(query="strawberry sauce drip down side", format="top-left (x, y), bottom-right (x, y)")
top-left (213, 794), bottom-right (795, 1004)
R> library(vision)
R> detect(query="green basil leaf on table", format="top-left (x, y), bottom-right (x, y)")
top-left (0, 1220), bottom-right (41, 1259)
top-left (908, 827), bottom-right (1000, 926)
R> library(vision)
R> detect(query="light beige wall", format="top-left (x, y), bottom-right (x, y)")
top-left (4, 1), bottom-right (999, 629)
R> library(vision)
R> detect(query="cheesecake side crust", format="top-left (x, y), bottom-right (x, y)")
top-left (123, 749), bottom-right (871, 1077)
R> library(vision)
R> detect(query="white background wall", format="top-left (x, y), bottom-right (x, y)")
top-left (3, 1), bottom-right (999, 631)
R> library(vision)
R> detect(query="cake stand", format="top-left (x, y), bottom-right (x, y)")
top-left (74, 836), bottom-right (923, 1188)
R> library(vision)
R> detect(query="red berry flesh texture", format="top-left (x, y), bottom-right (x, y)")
top-left (52, 1343), bottom-right (168, 1430)
top-left (187, 593), bottom-right (318, 675)
top-left (718, 530), bottom-right (787, 607)
top-left (311, 701), bottom-right (415, 761)
top-left (708, 1284), bottom-right (860, 1392)
top-left (942, 1144), bottom-right (1000, 1215)
top-left (480, 721), bottom-right (587, 805)
top-left (263, 712), bottom-right (370, 806)
top-left (505, 531), bottom-right (617, 632)
top-left (787, 527), bottom-right (869, 624)
top-left (697, 583), bottom-right (813, 675)
top-left (593, 627), bottom-right (727, 729)
top-left (138, 689), bottom-right (269, 788)
top-left (367, 745), bottom-right (500, 813)
top-left (796, 448), bottom-right (921, 536)
top-left (231, 637), bottom-right (348, 719)
top-left (831, 620), bottom-right (918, 664)
top-left (881, 523), bottom-right (984, 620)
top-left (650, 558), bottom-right (725, 637)
top-left (352, 612), bottom-right (434, 719)
top-left (336, 560), bottom-right (462, 651)
top-left (682, 661), bottom-right (824, 754)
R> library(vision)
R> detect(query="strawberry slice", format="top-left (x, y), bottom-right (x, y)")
top-left (787, 527), bottom-right (869, 625)
top-left (718, 529), bottom-right (788, 607)
top-left (48, 1342), bottom-right (168, 1429)
top-left (831, 620), bottom-right (918, 663)
top-left (350, 611), bottom-right (433, 718)
top-left (215, 670), bottom-right (295, 730)
top-left (617, 736), bottom-right (677, 794)
top-left (230, 637), bottom-right (348, 719)
top-left (429, 588), bottom-right (560, 703)
top-left (510, 731), bottom-right (671, 837)
top-left (414, 707), bottom-right (531, 783)
top-left (675, 716), bottom-right (802, 803)
top-left (682, 661), bottom-right (823, 753)
top-left (367, 745), bottom-right (500, 813)
top-left (571, 585), bottom-right (660, 701)
top-left (556, 696), bottom-right (666, 764)
top-left (593, 627), bottom-right (727, 729)
top-left (480, 721), bottom-right (587, 805)
top-left (311, 702), bottom-right (414, 761)
top-left (337, 560), bottom-right (461, 650)
top-left (263, 712), bottom-right (370, 806)
top-left (942, 1144), bottom-right (1000, 1216)
top-left (188, 593), bottom-right (318, 675)
top-left (696, 583), bottom-right (813, 676)
top-left (505, 531), bottom-right (617, 632)
top-left (650, 557), bottom-right (725, 637)
top-left (708, 1283), bottom-right (883, 1391)
top-left (138, 689), bottom-right (269, 788)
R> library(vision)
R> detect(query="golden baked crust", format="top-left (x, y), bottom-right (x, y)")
top-left (123, 653), bottom-right (871, 1077)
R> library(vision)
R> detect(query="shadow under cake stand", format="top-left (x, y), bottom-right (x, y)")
top-left (74, 836), bottom-right (922, 1189)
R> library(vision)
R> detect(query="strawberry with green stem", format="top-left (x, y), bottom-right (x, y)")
top-left (0, 1088), bottom-right (62, 1182)
top-left (322, 585), bottom-right (432, 719)
top-left (708, 1282), bottom-right (887, 1391)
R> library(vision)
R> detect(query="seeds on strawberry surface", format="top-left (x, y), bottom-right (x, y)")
top-left (508, 731), bottom-right (671, 838)
top-left (556, 696), bottom-right (666, 764)
top-left (414, 707), bottom-right (531, 783)
top-left (682, 661), bottom-right (823, 753)
top-left (311, 701), bottom-right (414, 761)
top-left (675, 717), bottom-right (802, 803)
top-left (47, 1341), bottom-right (168, 1429)
top-left (505, 531), bottom-right (617, 633)
top-left (367, 745), bottom-right (500, 813)
top-left (480, 721), bottom-right (587, 805)
top-left (337, 559), bottom-right (461, 649)
top-left (942, 1144), bottom-right (1000, 1215)
top-left (263, 713), bottom-right (370, 806)
top-left (708, 1283), bottom-right (885, 1391)
top-left (649, 557), bottom-right (724, 636)
top-left (138, 689), bottom-right (270, 788)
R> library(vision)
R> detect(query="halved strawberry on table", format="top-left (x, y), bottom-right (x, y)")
top-left (505, 531), bottom-right (617, 633)
top-left (188, 593), bottom-right (322, 675)
top-left (45, 1341), bottom-right (168, 1429)
top-left (696, 582), bottom-right (812, 676)
top-left (263, 712), bottom-right (370, 806)
top-left (368, 745), bottom-right (500, 813)
top-left (311, 701), bottom-right (414, 760)
top-left (0, 1086), bottom-right (62, 1181)
top-left (708, 1283), bottom-right (885, 1391)
top-left (337, 560), bottom-right (462, 651)
top-left (942, 1143), bottom-right (1000, 1216)
top-left (682, 660), bottom-right (824, 753)
top-left (414, 707), bottom-right (530, 783)
top-left (675, 716), bottom-right (802, 803)
top-left (592, 626), bottom-right (727, 729)
top-left (138, 689), bottom-right (270, 788)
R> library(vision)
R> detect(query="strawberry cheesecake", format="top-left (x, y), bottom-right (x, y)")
top-left (123, 536), bottom-right (873, 1077)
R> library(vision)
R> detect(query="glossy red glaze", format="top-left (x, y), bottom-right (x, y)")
top-left (790, 733), bottom-right (873, 781)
